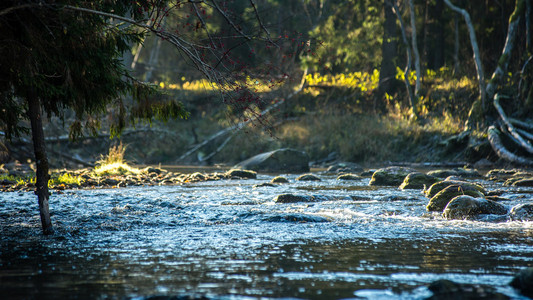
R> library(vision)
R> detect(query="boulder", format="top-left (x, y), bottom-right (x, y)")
top-left (271, 176), bottom-right (289, 183)
top-left (233, 148), bottom-right (309, 173)
top-left (274, 194), bottom-right (316, 203)
top-left (296, 174), bottom-right (321, 181)
top-left (510, 267), bottom-right (533, 298)
top-left (509, 203), bottom-right (533, 221)
top-left (337, 173), bottom-right (361, 180)
top-left (426, 184), bottom-right (485, 212)
top-left (225, 169), bottom-right (257, 179)
top-left (399, 172), bottom-right (440, 190)
top-left (368, 166), bottom-right (417, 187)
top-left (425, 180), bottom-right (485, 198)
top-left (443, 196), bottom-right (508, 220)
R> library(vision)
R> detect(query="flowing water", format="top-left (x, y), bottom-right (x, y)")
top-left (1, 172), bottom-right (532, 299)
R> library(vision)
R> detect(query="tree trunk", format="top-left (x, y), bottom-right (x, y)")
top-left (409, 0), bottom-right (421, 96)
top-left (391, 0), bottom-right (418, 118)
top-left (377, 1), bottom-right (399, 105)
top-left (444, 0), bottom-right (486, 109)
top-left (27, 92), bottom-right (54, 235)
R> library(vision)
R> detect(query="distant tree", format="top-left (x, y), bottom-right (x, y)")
top-left (377, 1), bottom-right (399, 106)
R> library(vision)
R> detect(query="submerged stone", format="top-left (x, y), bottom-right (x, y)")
top-left (443, 196), bottom-right (508, 220)
top-left (509, 203), bottom-right (533, 221)
top-left (399, 172), bottom-right (440, 190)
top-left (266, 213), bottom-right (330, 223)
top-left (368, 166), bottom-right (417, 187)
top-left (426, 184), bottom-right (485, 212)
top-left (274, 194), bottom-right (316, 203)
top-left (233, 148), bottom-right (310, 173)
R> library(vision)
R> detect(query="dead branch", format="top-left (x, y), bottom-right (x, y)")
top-left (488, 125), bottom-right (533, 165)
top-left (494, 94), bottom-right (533, 154)
top-left (443, 0), bottom-right (486, 107)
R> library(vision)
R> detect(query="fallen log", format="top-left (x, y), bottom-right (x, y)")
top-left (487, 125), bottom-right (533, 165)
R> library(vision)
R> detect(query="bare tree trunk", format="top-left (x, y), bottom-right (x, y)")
top-left (409, 0), bottom-right (421, 96)
top-left (390, 0), bottom-right (418, 118)
top-left (485, 0), bottom-right (525, 101)
top-left (443, 0), bottom-right (486, 108)
top-left (27, 92), bottom-right (54, 235)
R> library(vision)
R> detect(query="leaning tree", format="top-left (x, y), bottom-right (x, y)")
top-left (444, 0), bottom-right (533, 165)
top-left (0, 0), bottom-right (289, 234)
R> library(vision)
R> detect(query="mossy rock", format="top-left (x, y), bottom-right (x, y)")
top-left (226, 169), bottom-right (257, 179)
top-left (425, 180), bottom-right (485, 198)
top-left (296, 174), bottom-right (321, 181)
top-left (337, 173), bottom-right (361, 180)
top-left (509, 203), bottom-right (533, 221)
top-left (274, 194), bottom-right (316, 203)
top-left (271, 176), bottom-right (289, 183)
top-left (426, 184), bottom-right (485, 212)
top-left (399, 172), bottom-right (440, 190)
top-left (443, 195), bottom-right (508, 220)
top-left (368, 166), bottom-right (417, 187)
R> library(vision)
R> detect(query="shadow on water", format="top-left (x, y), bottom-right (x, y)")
top-left (1, 174), bottom-right (532, 299)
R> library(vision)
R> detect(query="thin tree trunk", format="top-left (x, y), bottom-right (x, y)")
top-left (409, 0), bottom-right (421, 95)
top-left (391, 0), bottom-right (418, 118)
top-left (453, 11), bottom-right (460, 74)
top-left (27, 92), bottom-right (54, 235)
top-left (443, 0), bottom-right (486, 108)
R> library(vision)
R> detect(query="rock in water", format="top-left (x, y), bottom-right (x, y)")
top-left (426, 184), bottom-right (485, 212)
top-left (399, 172), bottom-right (440, 190)
top-left (425, 180), bottom-right (486, 198)
top-left (510, 268), bottom-right (533, 298)
top-left (443, 196), bottom-right (508, 220)
top-left (509, 203), bottom-right (533, 221)
top-left (274, 194), bottom-right (316, 203)
top-left (233, 148), bottom-right (310, 173)
top-left (368, 166), bottom-right (417, 187)
top-left (296, 174), bottom-right (321, 181)
top-left (225, 169), bottom-right (257, 179)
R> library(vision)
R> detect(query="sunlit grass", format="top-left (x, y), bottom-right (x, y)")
top-left (157, 76), bottom-right (281, 93)
top-left (93, 142), bottom-right (141, 176)
top-left (49, 173), bottom-right (84, 187)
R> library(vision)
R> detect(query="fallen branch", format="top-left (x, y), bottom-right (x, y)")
top-left (487, 125), bottom-right (533, 165)
top-left (510, 118), bottom-right (533, 130)
top-left (494, 94), bottom-right (533, 154)
top-left (176, 75), bottom-right (308, 163)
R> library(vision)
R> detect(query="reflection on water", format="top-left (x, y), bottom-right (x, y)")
top-left (1, 174), bottom-right (532, 299)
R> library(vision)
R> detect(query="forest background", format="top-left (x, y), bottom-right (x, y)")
top-left (2, 0), bottom-right (532, 169)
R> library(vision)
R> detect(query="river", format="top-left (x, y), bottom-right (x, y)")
top-left (1, 171), bottom-right (532, 299)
